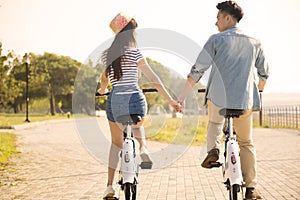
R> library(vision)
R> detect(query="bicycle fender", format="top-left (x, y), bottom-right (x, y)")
top-left (121, 139), bottom-right (137, 183)
top-left (225, 139), bottom-right (243, 185)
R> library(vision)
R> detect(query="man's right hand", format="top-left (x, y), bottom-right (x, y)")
top-left (258, 79), bottom-right (267, 92)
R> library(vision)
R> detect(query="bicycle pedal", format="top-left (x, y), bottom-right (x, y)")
top-left (103, 197), bottom-right (118, 200)
top-left (209, 161), bottom-right (222, 168)
top-left (140, 162), bottom-right (153, 169)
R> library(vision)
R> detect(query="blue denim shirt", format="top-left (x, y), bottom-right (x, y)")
top-left (188, 26), bottom-right (269, 110)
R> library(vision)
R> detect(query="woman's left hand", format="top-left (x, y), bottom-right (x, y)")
top-left (98, 88), bottom-right (108, 94)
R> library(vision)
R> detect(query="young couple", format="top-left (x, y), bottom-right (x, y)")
top-left (98, 1), bottom-right (269, 199)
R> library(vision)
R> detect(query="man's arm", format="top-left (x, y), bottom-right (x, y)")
top-left (256, 43), bottom-right (270, 91)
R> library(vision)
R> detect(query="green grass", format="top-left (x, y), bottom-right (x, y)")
top-left (144, 115), bottom-right (208, 146)
top-left (0, 113), bottom-right (72, 127)
top-left (0, 132), bottom-right (20, 187)
top-left (253, 121), bottom-right (270, 128)
top-left (253, 120), bottom-right (300, 130)
top-left (0, 132), bottom-right (17, 165)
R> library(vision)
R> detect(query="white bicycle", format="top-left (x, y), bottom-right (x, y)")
top-left (97, 88), bottom-right (156, 200)
top-left (198, 89), bottom-right (244, 200)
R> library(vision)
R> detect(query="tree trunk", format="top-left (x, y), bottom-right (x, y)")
top-left (13, 98), bottom-right (22, 113)
top-left (19, 102), bottom-right (23, 112)
top-left (13, 103), bottom-right (18, 113)
top-left (49, 85), bottom-right (56, 116)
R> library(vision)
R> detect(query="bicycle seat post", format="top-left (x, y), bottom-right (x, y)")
top-left (227, 117), bottom-right (234, 139)
top-left (125, 123), bottom-right (132, 139)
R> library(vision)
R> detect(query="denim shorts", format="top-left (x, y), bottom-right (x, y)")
top-left (106, 90), bottom-right (147, 122)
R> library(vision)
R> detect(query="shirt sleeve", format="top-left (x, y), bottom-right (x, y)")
top-left (188, 36), bottom-right (214, 82)
top-left (101, 50), bottom-right (108, 66)
top-left (255, 42), bottom-right (270, 80)
top-left (135, 48), bottom-right (144, 63)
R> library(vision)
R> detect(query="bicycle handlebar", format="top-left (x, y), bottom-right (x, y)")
top-left (95, 92), bottom-right (110, 97)
top-left (142, 88), bottom-right (158, 93)
top-left (198, 88), bottom-right (263, 93)
top-left (198, 89), bottom-right (206, 93)
top-left (95, 88), bottom-right (158, 97)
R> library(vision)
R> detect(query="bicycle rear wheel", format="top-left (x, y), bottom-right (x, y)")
top-left (124, 183), bottom-right (137, 200)
top-left (229, 184), bottom-right (240, 200)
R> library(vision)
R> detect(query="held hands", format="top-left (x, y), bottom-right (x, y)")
top-left (176, 100), bottom-right (184, 114)
top-left (169, 99), bottom-right (183, 113)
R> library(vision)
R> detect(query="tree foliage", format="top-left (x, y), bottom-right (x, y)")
top-left (32, 53), bottom-right (81, 115)
top-left (0, 43), bottom-right (25, 112)
top-left (0, 44), bottom-right (81, 115)
top-left (73, 61), bottom-right (99, 115)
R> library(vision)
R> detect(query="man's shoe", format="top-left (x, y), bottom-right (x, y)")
top-left (103, 185), bottom-right (115, 199)
top-left (201, 148), bottom-right (219, 168)
top-left (245, 187), bottom-right (263, 199)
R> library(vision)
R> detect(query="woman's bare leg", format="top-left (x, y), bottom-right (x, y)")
top-left (107, 121), bottom-right (123, 186)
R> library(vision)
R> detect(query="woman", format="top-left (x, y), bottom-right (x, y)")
top-left (98, 13), bottom-right (180, 198)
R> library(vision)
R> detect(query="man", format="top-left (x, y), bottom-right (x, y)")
top-left (178, 1), bottom-right (269, 199)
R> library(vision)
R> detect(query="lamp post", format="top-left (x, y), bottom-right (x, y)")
top-left (24, 53), bottom-right (30, 122)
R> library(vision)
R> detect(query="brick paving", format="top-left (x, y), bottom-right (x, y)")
top-left (0, 118), bottom-right (299, 200)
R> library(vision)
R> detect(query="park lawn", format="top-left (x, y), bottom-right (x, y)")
top-left (144, 115), bottom-right (208, 146)
top-left (0, 113), bottom-right (71, 127)
top-left (0, 132), bottom-right (20, 187)
top-left (0, 132), bottom-right (18, 165)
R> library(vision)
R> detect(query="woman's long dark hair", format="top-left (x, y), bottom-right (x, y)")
top-left (106, 19), bottom-right (138, 80)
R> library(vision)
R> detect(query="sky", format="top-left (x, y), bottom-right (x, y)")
top-left (0, 0), bottom-right (300, 94)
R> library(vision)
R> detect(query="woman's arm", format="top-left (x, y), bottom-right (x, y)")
top-left (97, 69), bottom-right (109, 94)
top-left (138, 58), bottom-right (179, 110)
top-left (177, 76), bottom-right (197, 103)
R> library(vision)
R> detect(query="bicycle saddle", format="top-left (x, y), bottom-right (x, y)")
top-left (219, 109), bottom-right (244, 118)
top-left (116, 114), bottom-right (142, 125)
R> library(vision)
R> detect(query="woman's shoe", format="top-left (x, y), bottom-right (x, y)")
top-left (140, 146), bottom-right (153, 164)
top-left (103, 185), bottom-right (115, 198)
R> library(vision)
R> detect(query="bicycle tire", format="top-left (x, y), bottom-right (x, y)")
top-left (229, 184), bottom-right (239, 200)
top-left (132, 184), bottom-right (137, 200)
top-left (124, 183), bottom-right (137, 200)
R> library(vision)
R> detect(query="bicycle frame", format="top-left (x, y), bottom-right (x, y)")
top-left (223, 117), bottom-right (243, 186)
top-left (120, 124), bottom-right (138, 184)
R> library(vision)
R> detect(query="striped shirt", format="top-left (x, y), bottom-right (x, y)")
top-left (102, 47), bottom-right (143, 94)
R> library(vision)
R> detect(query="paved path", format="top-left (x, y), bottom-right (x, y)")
top-left (1, 118), bottom-right (299, 200)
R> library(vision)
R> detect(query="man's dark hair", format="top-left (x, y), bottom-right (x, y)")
top-left (216, 1), bottom-right (244, 22)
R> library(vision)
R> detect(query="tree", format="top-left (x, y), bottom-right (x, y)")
top-left (139, 58), bottom-right (177, 112)
top-left (32, 53), bottom-right (81, 115)
top-left (73, 61), bottom-right (99, 115)
top-left (0, 43), bottom-right (25, 113)
top-left (140, 58), bottom-right (205, 113)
